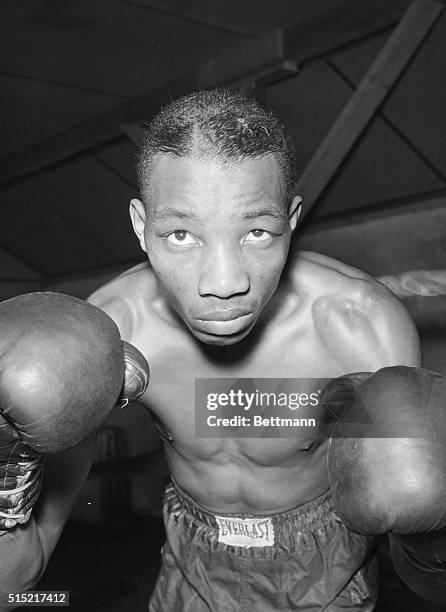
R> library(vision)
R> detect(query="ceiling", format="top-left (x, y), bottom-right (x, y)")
top-left (1, 0), bottom-right (445, 285)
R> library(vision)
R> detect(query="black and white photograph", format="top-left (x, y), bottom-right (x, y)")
top-left (1, 1), bottom-right (446, 610)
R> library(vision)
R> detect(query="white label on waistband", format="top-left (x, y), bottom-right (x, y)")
top-left (215, 515), bottom-right (275, 548)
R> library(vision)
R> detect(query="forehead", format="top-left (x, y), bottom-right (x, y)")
top-left (144, 153), bottom-right (285, 210)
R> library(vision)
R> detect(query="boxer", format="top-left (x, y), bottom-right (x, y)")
top-left (1, 89), bottom-right (444, 611)
top-left (87, 89), bottom-right (444, 610)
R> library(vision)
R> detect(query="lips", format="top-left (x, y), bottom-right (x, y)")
top-left (192, 309), bottom-right (254, 336)
top-left (195, 308), bottom-right (252, 322)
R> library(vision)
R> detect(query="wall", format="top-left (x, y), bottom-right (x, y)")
top-left (0, 245), bottom-right (43, 301)
top-left (294, 195), bottom-right (446, 277)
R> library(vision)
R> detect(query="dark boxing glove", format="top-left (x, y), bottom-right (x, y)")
top-left (322, 367), bottom-right (446, 603)
top-left (0, 292), bottom-right (150, 532)
top-left (120, 340), bottom-right (150, 407)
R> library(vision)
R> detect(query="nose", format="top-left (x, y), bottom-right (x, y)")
top-left (199, 243), bottom-right (250, 298)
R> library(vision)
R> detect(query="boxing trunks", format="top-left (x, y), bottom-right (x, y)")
top-left (149, 480), bottom-right (378, 611)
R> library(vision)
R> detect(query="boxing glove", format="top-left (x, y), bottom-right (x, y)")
top-left (0, 291), bottom-right (150, 532)
top-left (322, 367), bottom-right (446, 602)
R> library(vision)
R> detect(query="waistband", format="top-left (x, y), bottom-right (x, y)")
top-left (163, 479), bottom-right (346, 558)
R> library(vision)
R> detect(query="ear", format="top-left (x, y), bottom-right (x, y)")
top-left (129, 198), bottom-right (148, 253)
top-left (288, 195), bottom-right (302, 232)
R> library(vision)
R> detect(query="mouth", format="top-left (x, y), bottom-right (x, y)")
top-left (192, 310), bottom-right (254, 336)
top-left (196, 308), bottom-right (252, 321)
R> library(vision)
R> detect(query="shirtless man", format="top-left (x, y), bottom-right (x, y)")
top-left (1, 89), bottom-right (445, 611)
top-left (87, 90), bottom-right (425, 610)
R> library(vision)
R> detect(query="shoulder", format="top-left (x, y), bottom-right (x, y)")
top-left (291, 251), bottom-right (421, 369)
top-left (87, 262), bottom-right (157, 341)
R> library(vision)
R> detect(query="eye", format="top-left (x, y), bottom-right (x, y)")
top-left (165, 230), bottom-right (197, 246)
top-left (244, 229), bottom-right (271, 243)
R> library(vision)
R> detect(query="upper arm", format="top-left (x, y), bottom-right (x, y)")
top-left (313, 280), bottom-right (421, 372)
top-left (369, 288), bottom-right (420, 366)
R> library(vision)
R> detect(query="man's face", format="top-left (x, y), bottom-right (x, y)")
top-left (131, 153), bottom-right (301, 346)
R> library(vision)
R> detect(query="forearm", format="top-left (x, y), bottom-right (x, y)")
top-left (0, 436), bottom-right (96, 603)
top-left (34, 435), bottom-right (96, 564)
top-left (389, 532), bottom-right (446, 604)
top-left (0, 520), bottom-right (45, 605)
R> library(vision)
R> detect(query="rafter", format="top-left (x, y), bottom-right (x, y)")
top-left (295, 0), bottom-right (444, 221)
top-left (0, 0), bottom-right (429, 185)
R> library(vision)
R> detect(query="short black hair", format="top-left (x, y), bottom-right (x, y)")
top-left (136, 88), bottom-right (298, 203)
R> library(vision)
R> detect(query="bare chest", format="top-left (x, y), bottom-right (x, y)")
top-left (138, 327), bottom-right (344, 454)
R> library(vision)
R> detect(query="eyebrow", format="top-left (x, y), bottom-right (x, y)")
top-left (241, 207), bottom-right (288, 222)
top-left (151, 206), bottom-right (287, 223)
top-left (150, 208), bottom-right (199, 221)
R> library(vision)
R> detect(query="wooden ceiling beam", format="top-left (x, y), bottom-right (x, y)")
top-left (295, 0), bottom-right (444, 222)
top-left (0, 0), bottom-right (430, 185)
top-left (0, 30), bottom-right (297, 184)
top-left (121, 0), bottom-right (255, 37)
top-left (283, 0), bottom-right (412, 62)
